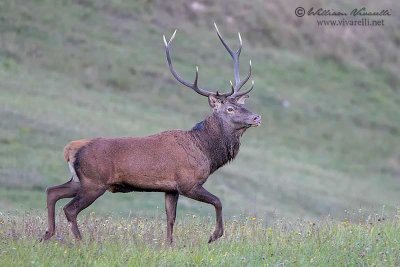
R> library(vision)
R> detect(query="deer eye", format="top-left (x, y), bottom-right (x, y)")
top-left (227, 107), bottom-right (234, 113)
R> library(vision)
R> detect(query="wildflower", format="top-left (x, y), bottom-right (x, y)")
top-left (267, 227), bottom-right (273, 235)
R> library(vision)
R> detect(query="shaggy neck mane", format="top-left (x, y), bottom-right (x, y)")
top-left (189, 113), bottom-right (244, 174)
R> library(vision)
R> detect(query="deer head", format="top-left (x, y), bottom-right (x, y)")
top-left (163, 23), bottom-right (261, 130)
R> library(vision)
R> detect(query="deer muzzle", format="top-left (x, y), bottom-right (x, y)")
top-left (251, 115), bottom-right (261, 127)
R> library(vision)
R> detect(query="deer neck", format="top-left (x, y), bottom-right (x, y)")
top-left (190, 113), bottom-right (242, 174)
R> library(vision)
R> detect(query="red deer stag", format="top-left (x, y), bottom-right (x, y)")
top-left (42, 24), bottom-right (261, 244)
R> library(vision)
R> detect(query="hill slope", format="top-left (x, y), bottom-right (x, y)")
top-left (0, 0), bottom-right (399, 219)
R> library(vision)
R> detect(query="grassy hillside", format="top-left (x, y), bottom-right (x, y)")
top-left (0, 0), bottom-right (399, 220)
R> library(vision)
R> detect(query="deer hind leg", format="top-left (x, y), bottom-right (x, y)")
top-left (165, 192), bottom-right (179, 245)
top-left (63, 186), bottom-right (106, 240)
top-left (41, 177), bottom-right (81, 241)
top-left (182, 185), bottom-right (223, 243)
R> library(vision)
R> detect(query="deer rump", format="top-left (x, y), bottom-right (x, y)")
top-left (63, 132), bottom-right (209, 194)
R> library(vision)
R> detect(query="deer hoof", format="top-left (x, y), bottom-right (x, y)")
top-left (166, 238), bottom-right (174, 247)
top-left (208, 228), bottom-right (224, 243)
top-left (40, 231), bottom-right (54, 242)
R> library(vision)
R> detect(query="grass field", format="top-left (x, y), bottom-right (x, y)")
top-left (1, 212), bottom-right (400, 266)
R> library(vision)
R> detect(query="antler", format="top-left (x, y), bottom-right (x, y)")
top-left (163, 30), bottom-right (234, 98)
top-left (214, 23), bottom-right (253, 98)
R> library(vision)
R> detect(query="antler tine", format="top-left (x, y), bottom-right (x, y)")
top-left (214, 23), bottom-right (243, 88)
top-left (163, 30), bottom-right (216, 97)
top-left (233, 60), bottom-right (252, 95)
top-left (235, 80), bottom-right (254, 98)
top-left (214, 23), bottom-right (242, 59)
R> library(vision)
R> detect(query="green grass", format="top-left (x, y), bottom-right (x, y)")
top-left (1, 212), bottom-right (400, 266)
top-left (0, 0), bottom-right (399, 220)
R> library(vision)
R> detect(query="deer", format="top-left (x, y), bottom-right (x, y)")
top-left (41, 23), bottom-right (261, 244)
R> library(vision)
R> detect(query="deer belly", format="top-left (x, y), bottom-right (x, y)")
top-left (107, 176), bottom-right (177, 193)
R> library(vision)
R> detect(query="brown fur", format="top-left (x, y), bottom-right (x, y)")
top-left (72, 131), bottom-right (210, 194)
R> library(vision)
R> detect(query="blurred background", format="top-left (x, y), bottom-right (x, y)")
top-left (0, 0), bottom-right (399, 220)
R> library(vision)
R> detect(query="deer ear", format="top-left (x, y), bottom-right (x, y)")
top-left (235, 94), bottom-right (249, 105)
top-left (208, 95), bottom-right (222, 109)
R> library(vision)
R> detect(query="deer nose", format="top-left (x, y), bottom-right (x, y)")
top-left (253, 115), bottom-right (261, 125)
